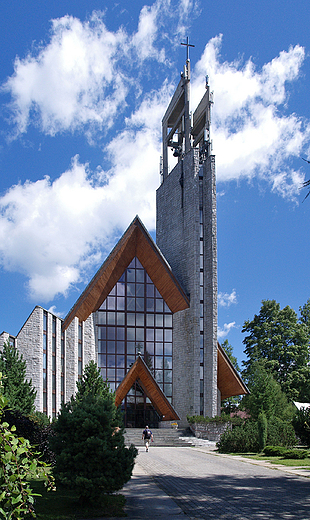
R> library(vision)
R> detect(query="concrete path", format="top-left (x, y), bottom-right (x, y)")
top-left (109, 445), bottom-right (310, 520)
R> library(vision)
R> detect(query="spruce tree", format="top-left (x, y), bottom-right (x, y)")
top-left (51, 361), bottom-right (137, 502)
top-left (75, 360), bottom-right (109, 399)
top-left (0, 341), bottom-right (36, 414)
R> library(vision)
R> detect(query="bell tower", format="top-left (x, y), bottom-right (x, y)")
top-left (156, 47), bottom-right (218, 424)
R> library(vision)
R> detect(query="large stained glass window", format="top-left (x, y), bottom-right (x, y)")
top-left (96, 257), bottom-right (173, 427)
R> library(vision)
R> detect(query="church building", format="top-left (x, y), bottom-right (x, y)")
top-left (0, 54), bottom-right (247, 428)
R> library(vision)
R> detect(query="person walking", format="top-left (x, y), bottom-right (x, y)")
top-left (142, 425), bottom-right (153, 452)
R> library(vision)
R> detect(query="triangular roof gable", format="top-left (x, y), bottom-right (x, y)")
top-left (62, 216), bottom-right (189, 330)
top-left (115, 356), bottom-right (180, 422)
top-left (217, 342), bottom-right (249, 400)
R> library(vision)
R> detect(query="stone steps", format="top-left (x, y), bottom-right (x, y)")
top-left (124, 428), bottom-right (194, 447)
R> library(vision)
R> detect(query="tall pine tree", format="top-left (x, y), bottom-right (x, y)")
top-left (0, 341), bottom-right (36, 414)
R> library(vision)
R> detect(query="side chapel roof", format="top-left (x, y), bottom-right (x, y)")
top-left (62, 216), bottom-right (190, 330)
top-left (217, 342), bottom-right (249, 399)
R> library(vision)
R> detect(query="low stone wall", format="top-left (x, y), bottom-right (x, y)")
top-left (158, 421), bottom-right (178, 429)
top-left (190, 421), bottom-right (231, 442)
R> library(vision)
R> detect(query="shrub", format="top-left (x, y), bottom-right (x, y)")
top-left (0, 375), bottom-right (54, 519)
top-left (267, 416), bottom-right (296, 448)
top-left (283, 449), bottom-right (309, 459)
top-left (217, 416), bottom-right (296, 453)
top-left (264, 445), bottom-right (287, 457)
top-left (264, 446), bottom-right (309, 459)
top-left (3, 409), bottom-right (55, 464)
top-left (217, 420), bottom-right (259, 453)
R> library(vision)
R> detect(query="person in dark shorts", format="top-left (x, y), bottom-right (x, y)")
top-left (142, 425), bottom-right (153, 451)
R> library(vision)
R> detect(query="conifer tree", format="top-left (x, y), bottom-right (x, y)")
top-left (0, 341), bottom-right (36, 414)
top-left (51, 361), bottom-right (137, 502)
top-left (75, 359), bottom-right (109, 399)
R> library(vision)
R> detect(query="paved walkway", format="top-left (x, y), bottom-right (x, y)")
top-left (105, 444), bottom-right (310, 520)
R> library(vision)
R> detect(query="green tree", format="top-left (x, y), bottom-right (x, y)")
top-left (257, 412), bottom-right (268, 451)
top-left (75, 360), bottom-right (109, 399)
top-left (0, 342), bottom-right (36, 414)
top-left (299, 298), bottom-right (310, 331)
top-left (50, 362), bottom-right (137, 503)
top-left (221, 339), bottom-right (240, 372)
top-left (242, 300), bottom-right (310, 401)
top-left (242, 361), bottom-right (295, 421)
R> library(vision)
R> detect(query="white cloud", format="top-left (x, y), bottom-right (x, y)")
top-left (191, 36), bottom-right (310, 198)
top-left (218, 290), bottom-right (237, 307)
top-left (218, 322), bottom-right (237, 340)
top-left (1, 5), bottom-right (310, 302)
top-left (3, 13), bottom-right (129, 136)
top-left (2, 1), bottom-right (194, 139)
top-left (0, 82), bottom-right (170, 300)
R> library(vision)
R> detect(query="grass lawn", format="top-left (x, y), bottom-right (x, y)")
top-left (31, 480), bottom-right (126, 519)
top-left (232, 453), bottom-right (310, 467)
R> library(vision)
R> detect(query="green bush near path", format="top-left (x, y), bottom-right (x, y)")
top-left (235, 452), bottom-right (310, 467)
top-left (264, 445), bottom-right (309, 459)
top-left (217, 416), bottom-right (296, 453)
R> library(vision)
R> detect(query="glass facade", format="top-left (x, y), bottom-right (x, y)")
top-left (97, 256), bottom-right (173, 427)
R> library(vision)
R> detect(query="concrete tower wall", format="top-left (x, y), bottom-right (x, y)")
top-left (156, 148), bottom-right (218, 425)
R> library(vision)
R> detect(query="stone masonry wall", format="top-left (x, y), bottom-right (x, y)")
top-left (190, 421), bottom-right (231, 442)
top-left (203, 155), bottom-right (218, 417)
top-left (0, 332), bottom-right (10, 349)
top-left (83, 314), bottom-right (96, 367)
top-left (16, 306), bottom-right (43, 412)
top-left (156, 148), bottom-right (218, 426)
top-left (65, 317), bottom-right (78, 402)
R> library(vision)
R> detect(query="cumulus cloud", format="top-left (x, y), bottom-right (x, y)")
top-left (191, 36), bottom-right (310, 198)
top-left (0, 136), bottom-right (161, 300)
top-left (218, 290), bottom-right (237, 307)
top-left (1, 2), bottom-right (310, 302)
top-left (2, 1), bottom-right (194, 138)
top-left (218, 322), bottom-right (237, 339)
top-left (0, 81), bottom-right (170, 300)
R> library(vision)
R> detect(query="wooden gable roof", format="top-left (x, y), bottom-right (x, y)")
top-left (217, 342), bottom-right (249, 400)
top-left (115, 356), bottom-right (180, 421)
top-left (62, 216), bottom-right (189, 331)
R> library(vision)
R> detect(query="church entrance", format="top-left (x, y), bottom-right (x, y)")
top-left (122, 381), bottom-right (160, 428)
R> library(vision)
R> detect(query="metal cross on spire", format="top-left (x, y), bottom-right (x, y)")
top-left (181, 36), bottom-right (195, 61)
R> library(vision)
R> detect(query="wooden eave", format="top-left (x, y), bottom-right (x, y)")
top-left (217, 342), bottom-right (249, 400)
top-left (62, 216), bottom-right (189, 331)
top-left (115, 356), bottom-right (180, 421)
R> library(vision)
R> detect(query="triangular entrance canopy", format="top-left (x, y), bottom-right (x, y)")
top-left (217, 342), bottom-right (249, 400)
top-left (115, 356), bottom-right (180, 422)
top-left (62, 216), bottom-right (189, 331)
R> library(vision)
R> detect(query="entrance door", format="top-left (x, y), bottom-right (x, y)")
top-left (123, 382), bottom-right (160, 428)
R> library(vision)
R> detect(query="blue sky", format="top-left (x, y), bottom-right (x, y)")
top-left (1, 0), bottom-right (310, 367)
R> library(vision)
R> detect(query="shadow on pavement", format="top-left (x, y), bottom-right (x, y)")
top-left (145, 472), bottom-right (310, 519)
